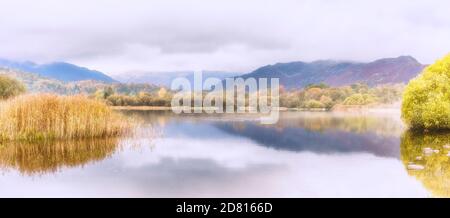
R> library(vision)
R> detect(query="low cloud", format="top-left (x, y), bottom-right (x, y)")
top-left (0, 0), bottom-right (449, 74)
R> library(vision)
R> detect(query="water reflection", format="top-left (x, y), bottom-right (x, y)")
top-left (118, 111), bottom-right (404, 157)
top-left (215, 112), bottom-right (403, 157)
top-left (0, 111), bottom-right (436, 197)
top-left (401, 131), bottom-right (450, 197)
top-left (0, 138), bottom-right (121, 175)
top-left (266, 112), bottom-right (404, 137)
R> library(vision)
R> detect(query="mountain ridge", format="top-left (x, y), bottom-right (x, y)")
top-left (1, 56), bottom-right (426, 88)
top-left (239, 56), bottom-right (426, 89)
top-left (0, 58), bottom-right (116, 83)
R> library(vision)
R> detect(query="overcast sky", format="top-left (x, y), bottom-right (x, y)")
top-left (0, 0), bottom-right (449, 75)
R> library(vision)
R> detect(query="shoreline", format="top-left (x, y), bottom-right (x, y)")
top-left (111, 105), bottom-right (401, 113)
top-left (111, 106), bottom-right (173, 111)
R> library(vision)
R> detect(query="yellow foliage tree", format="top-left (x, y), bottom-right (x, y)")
top-left (402, 53), bottom-right (450, 130)
top-left (158, 87), bottom-right (167, 98)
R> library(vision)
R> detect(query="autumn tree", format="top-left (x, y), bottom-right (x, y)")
top-left (0, 75), bottom-right (26, 99)
top-left (402, 53), bottom-right (450, 130)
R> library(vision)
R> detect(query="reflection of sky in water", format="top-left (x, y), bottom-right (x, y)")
top-left (0, 111), bottom-right (430, 197)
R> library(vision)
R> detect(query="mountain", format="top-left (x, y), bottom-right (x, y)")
top-left (0, 67), bottom-right (67, 93)
top-left (239, 56), bottom-right (426, 89)
top-left (113, 70), bottom-right (241, 87)
top-left (1, 56), bottom-right (425, 88)
top-left (0, 58), bottom-right (116, 83)
top-left (0, 67), bottom-right (158, 95)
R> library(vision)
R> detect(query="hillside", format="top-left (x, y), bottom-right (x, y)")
top-left (0, 67), bottom-right (158, 95)
top-left (0, 59), bottom-right (116, 83)
top-left (0, 67), bottom-right (67, 93)
top-left (240, 56), bottom-right (425, 89)
top-left (2, 56), bottom-right (426, 92)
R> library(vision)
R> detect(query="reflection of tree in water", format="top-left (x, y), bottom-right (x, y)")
top-left (0, 138), bottom-right (121, 175)
top-left (273, 113), bottom-right (404, 137)
top-left (400, 131), bottom-right (450, 197)
top-left (218, 121), bottom-right (401, 157)
top-left (118, 111), bottom-right (405, 138)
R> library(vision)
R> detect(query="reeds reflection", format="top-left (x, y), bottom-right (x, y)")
top-left (0, 138), bottom-right (121, 175)
top-left (401, 131), bottom-right (450, 197)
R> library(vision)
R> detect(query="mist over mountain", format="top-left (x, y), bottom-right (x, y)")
top-left (1, 56), bottom-right (426, 89)
top-left (114, 56), bottom-right (425, 89)
top-left (239, 56), bottom-right (426, 89)
top-left (0, 58), bottom-right (116, 83)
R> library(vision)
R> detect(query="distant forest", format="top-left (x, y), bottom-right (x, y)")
top-left (1, 67), bottom-right (404, 109)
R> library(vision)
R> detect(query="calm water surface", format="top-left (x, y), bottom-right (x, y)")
top-left (1, 111), bottom-right (449, 197)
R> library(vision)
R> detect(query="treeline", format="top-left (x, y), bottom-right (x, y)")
top-left (280, 83), bottom-right (404, 109)
top-left (95, 87), bottom-right (172, 107)
top-left (97, 82), bottom-right (404, 109)
top-left (1, 67), bottom-right (405, 109)
top-left (0, 68), bottom-right (160, 95)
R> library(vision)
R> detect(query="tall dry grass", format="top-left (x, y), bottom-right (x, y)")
top-left (0, 94), bottom-right (132, 140)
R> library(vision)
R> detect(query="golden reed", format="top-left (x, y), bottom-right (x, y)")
top-left (0, 94), bottom-right (132, 140)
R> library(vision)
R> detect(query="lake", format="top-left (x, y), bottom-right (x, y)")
top-left (0, 110), bottom-right (449, 197)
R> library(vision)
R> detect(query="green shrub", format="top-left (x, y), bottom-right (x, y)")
top-left (402, 54), bottom-right (450, 130)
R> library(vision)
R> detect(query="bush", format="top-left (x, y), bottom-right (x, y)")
top-left (0, 75), bottom-right (26, 99)
top-left (402, 54), bottom-right (450, 130)
top-left (0, 94), bottom-right (132, 140)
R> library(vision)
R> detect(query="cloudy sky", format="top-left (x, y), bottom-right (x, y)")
top-left (0, 0), bottom-right (449, 75)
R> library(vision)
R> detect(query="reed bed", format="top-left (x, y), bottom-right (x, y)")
top-left (0, 94), bottom-right (133, 141)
